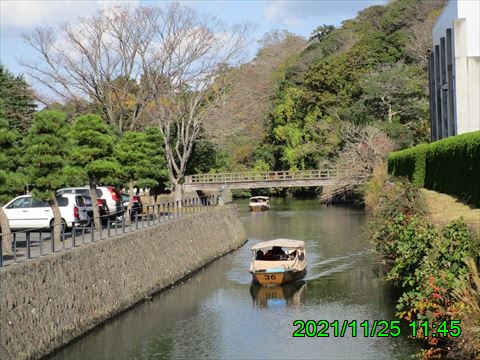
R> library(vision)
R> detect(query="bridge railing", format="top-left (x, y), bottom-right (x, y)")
top-left (185, 169), bottom-right (337, 184)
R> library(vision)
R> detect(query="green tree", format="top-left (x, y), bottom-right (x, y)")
top-left (0, 64), bottom-right (36, 134)
top-left (361, 62), bottom-right (429, 146)
top-left (265, 84), bottom-right (341, 170)
top-left (186, 140), bottom-right (219, 175)
top-left (0, 118), bottom-right (25, 255)
top-left (0, 118), bottom-right (25, 203)
top-left (23, 110), bottom-right (69, 241)
top-left (0, 65), bottom-right (35, 254)
top-left (69, 114), bottom-right (119, 228)
top-left (308, 24), bottom-right (336, 43)
top-left (143, 126), bottom-right (169, 196)
top-left (115, 128), bottom-right (167, 220)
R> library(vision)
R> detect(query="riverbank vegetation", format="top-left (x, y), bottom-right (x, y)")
top-left (366, 170), bottom-right (480, 359)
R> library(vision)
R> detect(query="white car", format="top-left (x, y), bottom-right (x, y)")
top-left (2, 194), bottom-right (89, 231)
top-left (57, 186), bottom-right (123, 219)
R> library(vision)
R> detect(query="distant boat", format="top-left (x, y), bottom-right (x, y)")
top-left (248, 196), bottom-right (270, 211)
top-left (249, 239), bottom-right (307, 286)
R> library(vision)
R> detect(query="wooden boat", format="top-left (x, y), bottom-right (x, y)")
top-left (248, 196), bottom-right (270, 211)
top-left (249, 239), bottom-right (306, 286)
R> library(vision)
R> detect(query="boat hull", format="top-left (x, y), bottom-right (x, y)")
top-left (249, 205), bottom-right (269, 212)
top-left (251, 268), bottom-right (306, 286)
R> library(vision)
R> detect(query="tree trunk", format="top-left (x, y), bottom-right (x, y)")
top-left (51, 195), bottom-right (63, 242)
top-left (89, 177), bottom-right (101, 230)
top-left (165, 148), bottom-right (184, 206)
top-left (0, 207), bottom-right (12, 256)
top-left (126, 179), bottom-right (135, 225)
top-left (174, 184), bottom-right (183, 204)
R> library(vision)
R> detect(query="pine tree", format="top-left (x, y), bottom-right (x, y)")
top-left (115, 127), bottom-right (167, 221)
top-left (0, 64), bottom-right (37, 134)
top-left (69, 114), bottom-right (119, 229)
top-left (0, 118), bottom-right (25, 255)
top-left (23, 110), bottom-right (69, 241)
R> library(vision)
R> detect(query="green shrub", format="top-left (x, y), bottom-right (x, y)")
top-left (388, 131), bottom-right (480, 206)
top-left (388, 143), bottom-right (428, 187)
top-left (424, 131), bottom-right (480, 206)
top-left (369, 179), bottom-right (479, 358)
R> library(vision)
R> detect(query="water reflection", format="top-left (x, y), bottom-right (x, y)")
top-left (249, 281), bottom-right (306, 308)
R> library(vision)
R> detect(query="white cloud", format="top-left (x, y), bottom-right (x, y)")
top-left (263, 0), bottom-right (385, 27)
top-left (264, 2), bottom-right (301, 27)
top-left (1, 1), bottom-right (93, 29)
top-left (0, 0), bottom-right (139, 31)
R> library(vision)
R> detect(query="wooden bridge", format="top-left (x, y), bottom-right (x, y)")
top-left (183, 169), bottom-right (342, 191)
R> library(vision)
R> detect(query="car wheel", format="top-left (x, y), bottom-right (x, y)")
top-left (84, 216), bottom-right (92, 228)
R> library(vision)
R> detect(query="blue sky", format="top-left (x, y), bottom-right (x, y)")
top-left (1, 0), bottom-right (385, 79)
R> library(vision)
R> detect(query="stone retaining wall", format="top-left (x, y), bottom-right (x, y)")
top-left (0, 205), bottom-right (247, 360)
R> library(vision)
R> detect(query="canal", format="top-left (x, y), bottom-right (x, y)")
top-left (47, 198), bottom-right (420, 360)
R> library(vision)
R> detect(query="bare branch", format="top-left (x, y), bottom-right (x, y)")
top-left (321, 123), bottom-right (395, 203)
top-left (21, 3), bottom-right (255, 200)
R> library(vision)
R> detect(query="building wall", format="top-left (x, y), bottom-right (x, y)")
top-left (0, 205), bottom-right (247, 360)
top-left (429, 0), bottom-right (480, 141)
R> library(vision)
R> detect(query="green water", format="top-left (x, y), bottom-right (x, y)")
top-left (46, 198), bottom-right (420, 360)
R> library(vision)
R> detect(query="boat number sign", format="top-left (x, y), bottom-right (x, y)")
top-left (263, 274), bottom-right (277, 281)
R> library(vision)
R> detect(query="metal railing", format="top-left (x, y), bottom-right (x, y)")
top-left (185, 169), bottom-right (338, 184)
top-left (0, 194), bottom-right (217, 268)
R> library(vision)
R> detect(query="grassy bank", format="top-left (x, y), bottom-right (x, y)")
top-left (420, 189), bottom-right (480, 240)
top-left (365, 168), bottom-right (480, 359)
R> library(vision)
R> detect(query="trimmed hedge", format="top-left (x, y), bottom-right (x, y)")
top-left (388, 131), bottom-right (480, 206)
top-left (388, 143), bottom-right (428, 187)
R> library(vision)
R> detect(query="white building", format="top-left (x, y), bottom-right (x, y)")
top-left (429, 0), bottom-right (480, 141)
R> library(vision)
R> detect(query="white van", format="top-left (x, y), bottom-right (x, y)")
top-left (57, 186), bottom-right (123, 219)
top-left (2, 194), bottom-right (88, 231)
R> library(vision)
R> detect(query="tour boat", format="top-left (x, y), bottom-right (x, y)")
top-left (249, 239), bottom-right (307, 286)
top-left (248, 196), bottom-right (270, 211)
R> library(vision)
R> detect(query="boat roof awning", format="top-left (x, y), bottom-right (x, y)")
top-left (249, 196), bottom-right (269, 200)
top-left (251, 239), bottom-right (305, 250)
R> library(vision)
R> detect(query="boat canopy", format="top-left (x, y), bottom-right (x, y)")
top-left (249, 196), bottom-right (269, 200)
top-left (251, 239), bottom-right (305, 251)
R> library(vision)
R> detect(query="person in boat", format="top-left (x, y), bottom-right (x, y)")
top-left (256, 250), bottom-right (264, 260)
top-left (266, 246), bottom-right (286, 260)
top-left (271, 246), bottom-right (285, 256)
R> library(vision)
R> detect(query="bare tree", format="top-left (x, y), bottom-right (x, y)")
top-left (404, 0), bottom-right (448, 69)
top-left (22, 6), bottom-right (156, 132)
top-left (204, 30), bottom-right (306, 144)
top-left (321, 124), bottom-right (395, 203)
top-left (139, 3), bottom-right (254, 201)
top-left (22, 3), bottom-right (254, 201)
